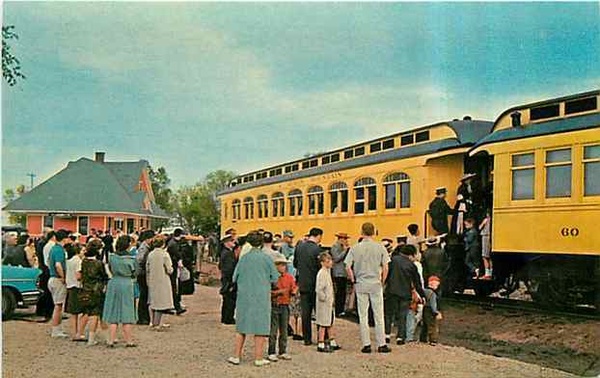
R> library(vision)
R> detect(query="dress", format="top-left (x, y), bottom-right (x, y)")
top-left (146, 247), bottom-right (174, 311)
top-left (102, 253), bottom-right (138, 324)
top-left (80, 258), bottom-right (108, 316)
top-left (233, 248), bottom-right (279, 336)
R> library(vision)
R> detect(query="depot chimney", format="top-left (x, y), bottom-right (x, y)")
top-left (95, 152), bottom-right (106, 163)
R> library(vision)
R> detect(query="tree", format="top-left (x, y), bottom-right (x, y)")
top-left (172, 170), bottom-right (236, 234)
top-left (3, 184), bottom-right (27, 226)
top-left (2, 25), bottom-right (25, 87)
top-left (148, 165), bottom-right (174, 229)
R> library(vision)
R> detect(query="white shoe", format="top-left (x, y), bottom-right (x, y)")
top-left (267, 354), bottom-right (278, 362)
top-left (254, 359), bottom-right (271, 367)
top-left (227, 357), bottom-right (240, 365)
top-left (278, 353), bottom-right (292, 360)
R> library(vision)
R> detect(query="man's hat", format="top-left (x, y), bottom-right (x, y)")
top-left (425, 237), bottom-right (439, 246)
top-left (282, 230), bottom-right (294, 238)
top-left (273, 255), bottom-right (288, 265)
top-left (221, 234), bottom-right (234, 243)
top-left (335, 232), bottom-right (350, 239)
top-left (460, 173), bottom-right (476, 182)
top-left (428, 275), bottom-right (441, 285)
top-left (435, 187), bottom-right (447, 195)
top-left (224, 227), bottom-right (236, 234)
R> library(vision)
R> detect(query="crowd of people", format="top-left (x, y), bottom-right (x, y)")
top-left (219, 173), bottom-right (493, 366)
top-left (2, 226), bottom-right (202, 347)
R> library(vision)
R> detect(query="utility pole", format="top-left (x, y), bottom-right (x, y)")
top-left (26, 173), bottom-right (36, 190)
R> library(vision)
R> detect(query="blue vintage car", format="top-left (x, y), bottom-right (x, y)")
top-left (2, 265), bottom-right (42, 319)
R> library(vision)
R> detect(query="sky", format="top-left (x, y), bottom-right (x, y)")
top-left (2, 2), bottom-right (599, 194)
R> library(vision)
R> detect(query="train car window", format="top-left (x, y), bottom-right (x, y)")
top-left (257, 195), bottom-right (268, 218)
top-left (329, 182), bottom-right (349, 213)
top-left (565, 97), bottom-right (597, 115)
top-left (415, 130), bottom-right (430, 143)
top-left (545, 148), bottom-right (572, 198)
top-left (288, 189), bottom-right (303, 216)
top-left (382, 139), bottom-right (395, 150)
top-left (511, 153), bottom-right (535, 200)
top-left (243, 197), bottom-right (254, 219)
top-left (276, 168), bottom-right (282, 175)
top-left (272, 192), bottom-right (285, 217)
top-left (370, 142), bottom-right (382, 153)
top-left (331, 153), bottom-right (340, 163)
top-left (223, 204), bottom-right (227, 221)
top-left (530, 104), bottom-right (560, 121)
top-left (354, 177), bottom-right (376, 214)
top-left (302, 161), bottom-right (309, 169)
top-left (583, 145), bottom-right (600, 196)
top-left (310, 159), bottom-right (318, 167)
top-left (384, 172), bottom-right (411, 209)
top-left (285, 166), bottom-right (292, 173)
top-left (344, 150), bottom-right (354, 159)
top-left (232, 199), bottom-right (241, 220)
top-left (308, 186), bottom-right (324, 215)
top-left (291, 164), bottom-right (299, 172)
top-left (322, 156), bottom-right (331, 165)
top-left (355, 146), bottom-right (365, 156)
top-left (401, 134), bottom-right (414, 146)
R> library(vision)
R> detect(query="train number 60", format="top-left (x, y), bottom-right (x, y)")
top-left (560, 227), bottom-right (579, 237)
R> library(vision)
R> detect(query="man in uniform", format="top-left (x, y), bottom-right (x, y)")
top-left (279, 230), bottom-right (296, 276)
top-left (167, 228), bottom-right (186, 315)
top-left (219, 234), bottom-right (237, 325)
top-left (428, 187), bottom-right (454, 235)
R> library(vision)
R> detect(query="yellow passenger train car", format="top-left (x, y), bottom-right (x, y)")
top-left (218, 118), bottom-right (493, 246)
top-left (469, 90), bottom-right (600, 308)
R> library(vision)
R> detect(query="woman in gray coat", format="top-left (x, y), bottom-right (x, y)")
top-left (146, 236), bottom-right (174, 329)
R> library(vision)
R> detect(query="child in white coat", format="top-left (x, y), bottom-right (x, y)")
top-left (315, 252), bottom-right (340, 353)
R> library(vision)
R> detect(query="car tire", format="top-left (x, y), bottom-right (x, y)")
top-left (2, 287), bottom-right (17, 320)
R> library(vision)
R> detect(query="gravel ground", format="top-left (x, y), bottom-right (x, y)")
top-left (2, 284), bottom-right (576, 378)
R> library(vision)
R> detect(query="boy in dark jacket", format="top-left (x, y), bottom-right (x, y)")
top-left (463, 218), bottom-right (481, 279)
top-left (422, 275), bottom-right (442, 345)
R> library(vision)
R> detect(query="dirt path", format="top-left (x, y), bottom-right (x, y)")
top-left (2, 284), bottom-right (577, 378)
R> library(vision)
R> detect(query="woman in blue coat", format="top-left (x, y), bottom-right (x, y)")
top-left (102, 235), bottom-right (138, 347)
top-left (227, 231), bottom-right (279, 367)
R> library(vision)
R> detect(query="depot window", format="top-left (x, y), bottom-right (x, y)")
top-left (583, 145), bottom-right (600, 196)
top-left (288, 189), bottom-right (303, 217)
top-left (243, 197), bottom-right (254, 219)
top-left (272, 192), bottom-right (285, 217)
top-left (354, 177), bottom-right (377, 214)
top-left (43, 215), bottom-right (54, 229)
top-left (329, 182), bottom-right (349, 213)
top-left (308, 186), bottom-right (324, 215)
top-left (77, 217), bottom-right (89, 235)
top-left (384, 172), bottom-right (411, 209)
top-left (545, 148), bottom-right (572, 198)
top-left (511, 153), bottom-right (535, 200)
top-left (257, 195), bottom-right (269, 218)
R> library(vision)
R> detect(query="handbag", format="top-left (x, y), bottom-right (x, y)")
top-left (178, 266), bottom-right (191, 282)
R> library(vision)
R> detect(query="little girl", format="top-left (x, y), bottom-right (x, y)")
top-left (315, 252), bottom-right (340, 352)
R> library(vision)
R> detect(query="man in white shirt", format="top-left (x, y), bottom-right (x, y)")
top-left (345, 222), bottom-right (391, 354)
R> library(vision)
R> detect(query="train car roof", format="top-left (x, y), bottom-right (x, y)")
top-left (219, 119), bottom-right (493, 196)
top-left (471, 110), bottom-right (600, 154)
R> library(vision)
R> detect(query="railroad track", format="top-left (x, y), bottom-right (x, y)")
top-left (442, 293), bottom-right (600, 321)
